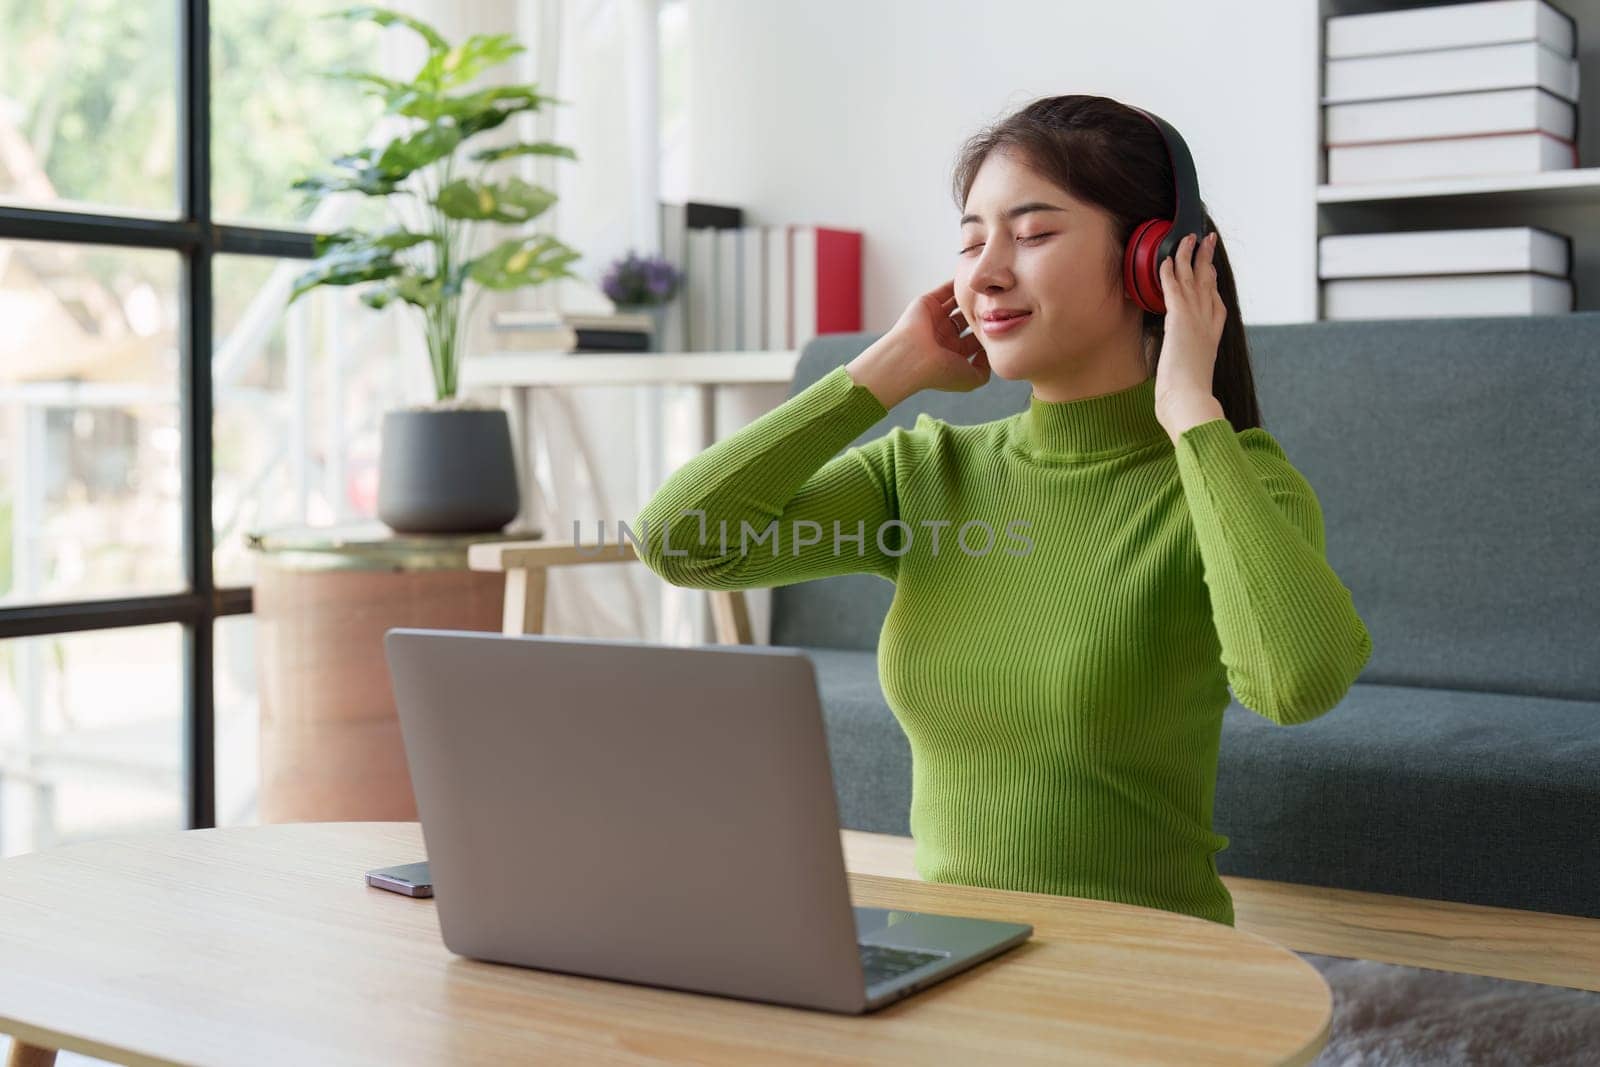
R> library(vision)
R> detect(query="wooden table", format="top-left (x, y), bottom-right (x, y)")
top-left (0, 823), bottom-right (1330, 1066)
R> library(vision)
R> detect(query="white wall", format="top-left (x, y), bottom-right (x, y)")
top-left (686, 0), bottom-right (1321, 326)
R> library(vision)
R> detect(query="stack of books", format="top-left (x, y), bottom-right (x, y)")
top-left (1318, 227), bottom-right (1573, 318)
top-left (1323, 0), bottom-right (1580, 184)
top-left (487, 310), bottom-right (656, 353)
top-left (659, 200), bottom-right (862, 353)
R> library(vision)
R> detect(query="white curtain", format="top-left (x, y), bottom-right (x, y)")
top-left (501, 0), bottom-right (738, 644)
top-left (400, 0), bottom-right (776, 645)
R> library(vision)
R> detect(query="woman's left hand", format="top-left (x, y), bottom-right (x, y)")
top-left (1153, 231), bottom-right (1228, 438)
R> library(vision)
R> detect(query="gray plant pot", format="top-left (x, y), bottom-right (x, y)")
top-left (377, 406), bottom-right (521, 534)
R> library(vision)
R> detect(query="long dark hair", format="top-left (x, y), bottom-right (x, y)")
top-left (951, 94), bottom-right (1262, 432)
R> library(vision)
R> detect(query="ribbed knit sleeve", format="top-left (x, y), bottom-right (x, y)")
top-left (633, 364), bottom-right (905, 589)
top-left (1174, 417), bottom-right (1373, 726)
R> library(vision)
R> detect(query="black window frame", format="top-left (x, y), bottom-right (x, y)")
top-left (0, 0), bottom-right (318, 830)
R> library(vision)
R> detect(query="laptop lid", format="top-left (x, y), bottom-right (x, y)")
top-left (384, 628), bottom-right (872, 1013)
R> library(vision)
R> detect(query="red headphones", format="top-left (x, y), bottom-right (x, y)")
top-left (1121, 107), bottom-right (1210, 315)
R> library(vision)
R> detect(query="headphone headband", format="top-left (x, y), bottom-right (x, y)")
top-left (1130, 106), bottom-right (1208, 263)
top-left (1121, 105), bottom-right (1210, 314)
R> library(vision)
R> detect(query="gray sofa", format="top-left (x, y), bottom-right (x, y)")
top-left (772, 314), bottom-right (1600, 920)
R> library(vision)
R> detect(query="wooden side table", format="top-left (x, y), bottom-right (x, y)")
top-left (245, 522), bottom-right (542, 823)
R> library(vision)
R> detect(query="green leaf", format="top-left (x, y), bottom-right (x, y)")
top-left (360, 287), bottom-right (399, 310)
top-left (360, 274), bottom-right (441, 310)
top-left (470, 141), bottom-right (577, 164)
top-left (417, 33), bottom-right (525, 90)
top-left (325, 6), bottom-right (447, 53)
top-left (436, 177), bottom-right (557, 223)
top-left (394, 84), bottom-right (558, 126)
top-left (464, 234), bottom-right (583, 291)
top-left (293, 147), bottom-right (403, 200)
top-left (289, 245), bottom-right (405, 303)
top-left (376, 123), bottom-right (463, 178)
top-left (317, 69), bottom-right (406, 97)
top-left (313, 227), bottom-right (433, 256)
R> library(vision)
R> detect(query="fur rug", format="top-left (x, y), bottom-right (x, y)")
top-left (1299, 953), bottom-right (1600, 1066)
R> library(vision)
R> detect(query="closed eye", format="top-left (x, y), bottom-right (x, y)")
top-left (958, 233), bottom-right (1055, 255)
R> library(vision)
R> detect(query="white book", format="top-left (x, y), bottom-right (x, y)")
top-left (482, 326), bottom-right (579, 353)
top-left (1327, 130), bottom-right (1574, 184)
top-left (1323, 41), bottom-right (1578, 105)
top-left (716, 227), bottom-right (741, 352)
top-left (491, 310), bottom-right (654, 331)
top-left (685, 228), bottom-right (717, 351)
top-left (1326, 0), bottom-right (1574, 60)
top-left (764, 224), bottom-right (792, 351)
top-left (1323, 274), bottom-right (1572, 319)
top-left (1324, 87), bottom-right (1575, 145)
top-left (739, 227), bottom-right (767, 351)
top-left (657, 202), bottom-right (688, 353)
top-left (1318, 227), bottom-right (1570, 279)
top-left (790, 226), bottom-right (818, 355)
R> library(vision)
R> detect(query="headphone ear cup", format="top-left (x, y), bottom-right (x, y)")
top-left (1122, 218), bottom-right (1172, 314)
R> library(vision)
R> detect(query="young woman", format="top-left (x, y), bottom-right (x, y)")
top-left (632, 94), bottom-right (1372, 928)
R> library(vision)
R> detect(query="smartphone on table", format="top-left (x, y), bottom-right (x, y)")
top-left (366, 860), bottom-right (432, 897)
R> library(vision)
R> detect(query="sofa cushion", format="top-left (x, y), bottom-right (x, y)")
top-left (803, 647), bottom-right (913, 835)
top-left (1214, 681), bottom-right (1600, 918)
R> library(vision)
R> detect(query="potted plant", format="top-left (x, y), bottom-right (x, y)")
top-left (289, 5), bottom-right (582, 534)
top-left (600, 250), bottom-right (683, 352)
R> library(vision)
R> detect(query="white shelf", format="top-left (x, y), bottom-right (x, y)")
top-left (461, 349), bottom-right (801, 388)
top-left (1317, 167), bottom-right (1600, 207)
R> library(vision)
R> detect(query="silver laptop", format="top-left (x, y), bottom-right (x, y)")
top-left (383, 628), bottom-right (1032, 1014)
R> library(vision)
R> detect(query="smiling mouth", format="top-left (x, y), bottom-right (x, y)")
top-left (981, 312), bottom-right (1032, 333)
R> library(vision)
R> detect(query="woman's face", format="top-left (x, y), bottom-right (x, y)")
top-left (954, 148), bottom-right (1142, 384)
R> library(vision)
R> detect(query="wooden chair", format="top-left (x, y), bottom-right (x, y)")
top-left (466, 538), bottom-right (754, 645)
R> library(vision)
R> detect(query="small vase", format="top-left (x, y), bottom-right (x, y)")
top-left (377, 406), bottom-right (521, 534)
top-left (618, 303), bottom-right (668, 353)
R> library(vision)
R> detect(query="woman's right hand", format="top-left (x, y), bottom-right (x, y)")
top-left (845, 279), bottom-right (990, 409)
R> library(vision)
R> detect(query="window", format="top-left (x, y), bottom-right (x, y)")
top-left (0, 0), bottom-right (385, 853)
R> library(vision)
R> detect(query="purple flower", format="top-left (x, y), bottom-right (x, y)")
top-left (600, 249), bottom-right (683, 307)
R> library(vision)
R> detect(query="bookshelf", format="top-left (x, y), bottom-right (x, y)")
top-left (1315, 0), bottom-right (1600, 315)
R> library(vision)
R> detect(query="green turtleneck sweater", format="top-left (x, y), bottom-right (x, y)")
top-left (632, 364), bottom-right (1372, 927)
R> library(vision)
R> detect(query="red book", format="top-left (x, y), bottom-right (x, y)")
top-left (791, 225), bottom-right (862, 351)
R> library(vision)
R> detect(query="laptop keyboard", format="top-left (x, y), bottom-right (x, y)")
top-left (858, 943), bottom-right (946, 986)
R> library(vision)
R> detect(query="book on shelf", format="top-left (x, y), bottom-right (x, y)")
top-left (686, 227), bottom-right (717, 350)
top-left (1325, 0), bottom-right (1576, 60)
top-left (1317, 227), bottom-right (1572, 279)
top-left (1327, 130), bottom-right (1577, 183)
top-left (656, 201), bottom-right (862, 353)
top-left (791, 225), bottom-right (863, 354)
top-left (574, 331), bottom-right (651, 352)
top-left (740, 227), bottom-right (767, 351)
top-left (1322, 274), bottom-right (1573, 318)
top-left (1322, 40), bottom-right (1578, 105)
top-left (765, 224), bottom-right (792, 350)
top-left (1323, 87), bottom-right (1576, 147)
top-left (486, 330), bottom-right (650, 354)
top-left (483, 326), bottom-right (578, 353)
top-left (493, 310), bottom-right (656, 331)
top-left (487, 310), bottom-right (653, 354)
top-left (659, 200), bottom-right (745, 353)
top-left (716, 227), bottom-right (741, 351)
